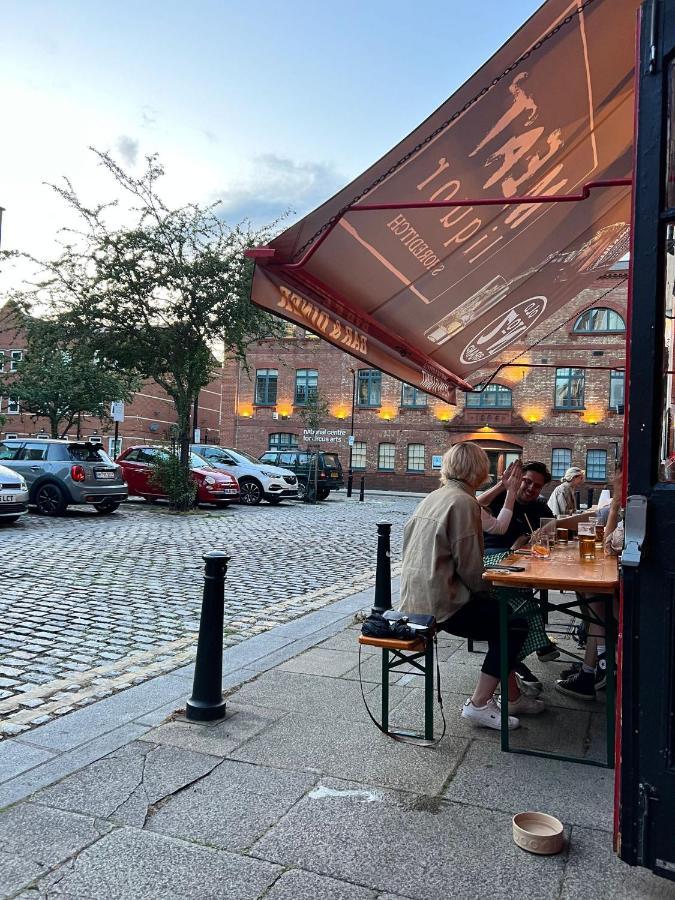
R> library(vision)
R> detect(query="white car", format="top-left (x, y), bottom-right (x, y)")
top-left (0, 461), bottom-right (29, 524)
top-left (190, 445), bottom-right (299, 506)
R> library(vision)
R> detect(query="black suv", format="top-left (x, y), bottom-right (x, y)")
top-left (258, 450), bottom-right (344, 500)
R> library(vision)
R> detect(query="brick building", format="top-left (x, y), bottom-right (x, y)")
top-left (226, 263), bottom-right (628, 496)
top-left (1, 262), bottom-right (627, 497)
top-left (0, 300), bottom-right (227, 455)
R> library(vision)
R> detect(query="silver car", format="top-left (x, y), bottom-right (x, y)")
top-left (0, 461), bottom-right (29, 524)
top-left (0, 439), bottom-right (128, 516)
top-left (191, 445), bottom-right (298, 505)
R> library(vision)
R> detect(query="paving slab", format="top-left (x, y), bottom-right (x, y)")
top-left (31, 826), bottom-right (281, 900)
top-left (0, 849), bottom-right (47, 898)
top-left (265, 868), bottom-right (378, 899)
top-left (147, 758), bottom-right (317, 852)
top-left (250, 776), bottom-right (567, 899)
top-left (0, 801), bottom-right (108, 868)
top-left (0, 739), bottom-right (55, 784)
top-left (0, 723), bottom-right (149, 809)
top-left (33, 740), bottom-right (220, 826)
top-left (443, 739), bottom-right (614, 830)
top-left (230, 711), bottom-right (469, 794)
top-left (278, 647), bottom-right (362, 678)
top-left (561, 825), bottom-right (675, 899)
top-left (141, 702), bottom-right (287, 756)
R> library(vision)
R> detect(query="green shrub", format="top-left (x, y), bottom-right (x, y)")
top-left (149, 452), bottom-right (197, 511)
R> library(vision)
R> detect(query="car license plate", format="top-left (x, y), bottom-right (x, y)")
top-left (223, 489), bottom-right (238, 494)
top-left (330, 472), bottom-right (338, 478)
top-left (95, 471), bottom-right (116, 480)
top-left (0, 495), bottom-right (15, 503)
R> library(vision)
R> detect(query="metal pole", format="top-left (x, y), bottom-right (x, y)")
top-left (575, 489), bottom-right (581, 510)
top-left (587, 487), bottom-right (595, 508)
top-left (372, 522), bottom-right (392, 613)
top-left (347, 368), bottom-right (356, 497)
top-left (186, 551), bottom-right (229, 722)
top-left (192, 393), bottom-right (200, 442)
top-left (113, 421), bottom-right (119, 460)
top-left (359, 475), bottom-right (365, 502)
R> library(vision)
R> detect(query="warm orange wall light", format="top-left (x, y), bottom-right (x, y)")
top-left (522, 406), bottom-right (545, 424)
top-left (435, 404), bottom-right (456, 422)
top-left (582, 408), bottom-right (604, 425)
top-left (378, 405), bottom-right (396, 421)
top-left (276, 402), bottom-right (293, 418)
top-left (238, 402), bottom-right (254, 418)
top-left (333, 404), bottom-right (349, 420)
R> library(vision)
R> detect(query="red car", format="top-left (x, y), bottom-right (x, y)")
top-left (117, 446), bottom-right (240, 507)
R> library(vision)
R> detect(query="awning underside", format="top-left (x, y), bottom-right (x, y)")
top-left (249, 0), bottom-right (637, 403)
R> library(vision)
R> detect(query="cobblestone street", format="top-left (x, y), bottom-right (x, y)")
top-left (0, 494), bottom-right (417, 737)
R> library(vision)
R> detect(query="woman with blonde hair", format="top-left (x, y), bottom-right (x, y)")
top-left (400, 442), bottom-right (542, 731)
top-left (548, 466), bottom-right (584, 516)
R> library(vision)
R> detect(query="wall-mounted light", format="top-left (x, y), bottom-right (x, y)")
top-left (238, 403), bottom-right (254, 418)
top-left (435, 404), bottom-right (456, 422)
top-left (582, 408), bottom-right (604, 426)
top-left (333, 404), bottom-right (348, 420)
top-left (276, 402), bottom-right (293, 420)
top-left (522, 406), bottom-right (545, 424)
top-left (378, 405), bottom-right (396, 421)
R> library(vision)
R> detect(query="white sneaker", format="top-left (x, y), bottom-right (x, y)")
top-left (461, 697), bottom-right (520, 730)
top-left (498, 694), bottom-right (546, 715)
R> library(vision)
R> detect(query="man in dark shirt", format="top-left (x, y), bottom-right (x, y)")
top-left (483, 461), bottom-right (554, 552)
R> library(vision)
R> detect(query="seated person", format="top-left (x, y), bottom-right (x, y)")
top-left (548, 467), bottom-right (585, 516)
top-left (400, 442), bottom-right (544, 732)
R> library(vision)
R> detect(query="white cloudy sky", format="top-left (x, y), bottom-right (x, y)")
top-left (0, 0), bottom-right (542, 286)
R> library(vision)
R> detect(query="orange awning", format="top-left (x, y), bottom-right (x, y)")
top-left (248, 0), bottom-right (637, 402)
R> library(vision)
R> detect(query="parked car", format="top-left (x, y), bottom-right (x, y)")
top-left (117, 446), bottom-right (240, 506)
top-left (0, 461), bottom-right (29, 524)
top-left (0, 439), bottom-right (128, 516)
top-left (191, 444), bottom-right (298, 506)
top-left (258, 449), bottom-right (344, 500)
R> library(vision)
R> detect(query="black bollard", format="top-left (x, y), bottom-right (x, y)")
top-left (574, 489), bottom-right (581, 510)
top-left (372, 523), bottom-right (392, 614)
top-left (186, 551), bottom-right (229, 722)
top-left (359, 475), bottom-right (365, 502)
top-left (587, 487), bottom-right (595, 508)
top-left (347, 470), bottom-right (353, 498)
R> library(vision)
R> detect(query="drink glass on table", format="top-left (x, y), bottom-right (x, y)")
top-left (594, 523), bottom-right (605, 547)
top-left (578, 523), bottom-right (596, 560)
top-left (555, 515), bottom-right (569, 544)
top-left (530, 532), bottom-right (551, 559)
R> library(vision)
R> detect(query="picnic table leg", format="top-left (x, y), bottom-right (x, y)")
top-left (605, 593), bottom-right (616, 767)
top-left (381, 648), bottom-right (389, 733)
top-left (424, 638), bottom-right (434, 740)
top-left (499, 592), bottom-right (510, 751)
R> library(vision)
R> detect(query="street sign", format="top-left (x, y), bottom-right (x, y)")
top-left (111, 401), bottom-right (125, 423)
top-left (348, 435), bottom-right (355, 447)
top-left (193, 428), bottom-right (201, 443)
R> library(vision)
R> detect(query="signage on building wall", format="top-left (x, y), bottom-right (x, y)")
top-left (303, 428), bottom-right (347, 445)
top-left (432, 455), bottom-right (443, 469)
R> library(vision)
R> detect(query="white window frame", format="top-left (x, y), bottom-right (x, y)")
top-left (10, 350), bottom-right (23, 372)
top-left (407, 443), bottom-right (425, 472)
top-left (377, 442), bottom-right (396, 471)
top-left (351, 441), bottom-right (367, 470)
top-left (7, 398), bottom-right (20, 415)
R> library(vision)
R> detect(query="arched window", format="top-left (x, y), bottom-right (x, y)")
top-left (268, 432), bottom-right (298, 451)
top-left (465, 383), bottom-right (512, 408)
top-left (573, 308), bottom-right (625, 333)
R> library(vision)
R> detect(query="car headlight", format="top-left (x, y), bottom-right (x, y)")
top-left (260, 470), bottom-right (278, 478)
top-left (19, 478), bottom-right (27, 491)
top-left (203, 476), bottom-right (216, 486)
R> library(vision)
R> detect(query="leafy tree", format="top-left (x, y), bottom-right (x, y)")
top-left (4, 317), bottom-right (138, 439)
top-left (7, 149), bottom-right (282, 508)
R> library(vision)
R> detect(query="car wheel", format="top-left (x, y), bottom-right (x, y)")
top-left (266, 497), bottom-right (282, 505)
top-left (317, 487), bottom-right (330, 501)
top-left (93, 500), bottom-right (120, 515)
top-left (239, 478), bottom-right (263, 505)
top-left (34, 482), bottom-right (67, 516)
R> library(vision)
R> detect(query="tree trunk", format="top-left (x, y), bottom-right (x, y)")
top-left (175, 396), bottom-right (195, 512)
top-left (50, 417), bottom-right (59, 439)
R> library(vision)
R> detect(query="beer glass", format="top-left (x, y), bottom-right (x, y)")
top-left (578, 523), bottom-right (596, 560)
top-left (555, 514), bottom-right (569, 544)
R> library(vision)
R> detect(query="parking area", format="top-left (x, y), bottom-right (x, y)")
top-left (0, 493), bottom-right (417, 736)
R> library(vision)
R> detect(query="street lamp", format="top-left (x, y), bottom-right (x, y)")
top-left (347, 368), bottom-right (357, 497)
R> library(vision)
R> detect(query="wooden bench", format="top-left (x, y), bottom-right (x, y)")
top-left (359, 633), bottom-right (435, 740)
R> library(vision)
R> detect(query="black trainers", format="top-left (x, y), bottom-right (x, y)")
top-left (555, 669), bottom-right (596, 700)
top-left (560, 661), bottom-right (582, 680)
top-left (514, 662), bottom-right (543, 694)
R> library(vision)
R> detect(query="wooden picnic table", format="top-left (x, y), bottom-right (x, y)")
top-left (482, 540), bottom-right (619, 768)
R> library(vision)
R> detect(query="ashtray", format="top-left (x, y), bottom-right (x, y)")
top-left (512, 811), bottom-right (564, 855)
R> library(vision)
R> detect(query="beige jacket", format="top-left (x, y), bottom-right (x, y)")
top-left (399, 480), bottom-right (485, 625)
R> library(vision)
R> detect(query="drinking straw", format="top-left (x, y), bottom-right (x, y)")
top-left (523, 513), bottom-right (535, 536)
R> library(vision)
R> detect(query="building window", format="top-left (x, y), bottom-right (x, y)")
top-left (378, 442), bottom-right (395, 471)
top-left (255, 369), bottom-right (278, 406)
top-left (357, 369), bottom-right (382, 407)
top-left (6, 398), bottom-right (20, 415)
top-left (586, 449), bottom-right (608, 481)
top-left (400, 383), bottom-right (427, 408)
top-left (407, 444), bottom-right (425, 472)
top-left (10, 350), bottom-right (23, 372)
top-left (0, 351), bottom-right (4, 371)
top-left (294, 369), bottom-right (318, 405)
top-left (551, 448), bottom-right (572, 479)
top-left (573, 308), bottom-right (625, 333)
top-left (554, 368), bottom-right (585, 409)
top-left (268, 432), bottom-right (299, 450)
top-left (609, 370), bottom-right (625, 413)
top-left (351, 441), bottom-right (367, 470)
top-left (465, 383), bottom-right (512, 408)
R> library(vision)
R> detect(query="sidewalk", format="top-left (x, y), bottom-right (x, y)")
top-left (1, 585), bottom-right (674, 899)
